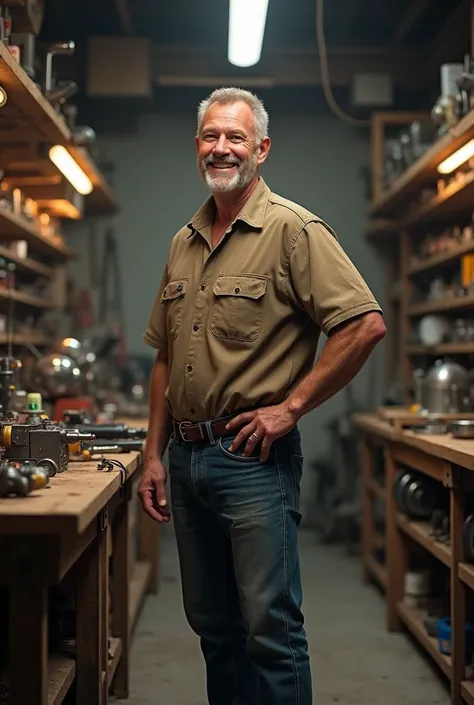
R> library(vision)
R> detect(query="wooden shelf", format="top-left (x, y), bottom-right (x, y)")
top-left (107, 637), bottom-right (122, 689)
top-left (0, 287), bottom-right (54, 309)
top-left (459, 563), bottom-right (474, 591)
top-left (368, 477), bottom-right (387, 500)
top-left (366, 218), bottom-right (399, 238)
top-left (407, 343), bottom-right (474, 356)
top-left (408, 295), bottom-right (474, 316)
top-left (0, 207), bottom-right (74, 259)
top-left (47, 653), bottom-right (76, 705)
top-left (462, 680), bottom-right (474, 705)
top-left (0, 331), bottom-right (50, 346)
top-left (409, 240), bottom-right (474, 275)
top-left (365, 555), bottom-right (387, 587)
top-left (404, 171), bottom-right (474, 228)
top-left (0, 42), bottom-right (70, 145)
top-left (396, 602), bottom-right (452, 679)
top-left (369, 109), bottom-right (474, 217)
top-left (129, 560), bottom-right (151, 636)
top-left (0, 243), bottom-right (53, 278)
top-left (396, 513), bottom-right (451, 567)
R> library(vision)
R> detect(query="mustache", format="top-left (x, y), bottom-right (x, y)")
top-left (203, 154), bottom-right (241, 168)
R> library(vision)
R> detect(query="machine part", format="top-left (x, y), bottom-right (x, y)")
top-left (449, 420), bottom-right (474, 439)
top-left (0, 356), bottom-right (22, 418)
top-left (97, 457), bottom-right (129, 486)
top-left (463, 514), bottom-right (474, 562)
top-left (86, 438), bottom-right (144, 451)
top-left (46, 80), bottom-right (78, 107)
top-left (0, 420), bottom-right (94, 477)
top-left (421, 360), bottom-right (471, 414)
top-left (0, 461), bottom-right (49, 497)
top-left (10, 33), bottom-right (36, 79)
top-left (43, 41), bottom-right (75, 94)
top-left (73, 444), bottom-right (121, 460)
top-left (32, 353), bottom-right (84, 400)
top-left (74, 423), bottom-right (147, 440)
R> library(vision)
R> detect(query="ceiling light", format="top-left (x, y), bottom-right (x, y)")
top-left (49, 145), bottom-right (93, 195)
top-left (437, 139), bottom-right (474, 175)
top-left (228, 0), bottom-right (269, 68)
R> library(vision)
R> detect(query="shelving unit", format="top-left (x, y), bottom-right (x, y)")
top-left (368, 106), bottom-right (474, 400)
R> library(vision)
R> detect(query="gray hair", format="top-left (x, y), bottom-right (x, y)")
top-left (197, 87), bottom-right (269, 143)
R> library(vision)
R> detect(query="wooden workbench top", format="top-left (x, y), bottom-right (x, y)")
top-left (353, 412), bottom-right (474, 471)
top-left (0, 451), bottom-right (142, 535)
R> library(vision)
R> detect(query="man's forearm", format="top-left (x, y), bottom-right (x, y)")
top-left (287, 312), bottom-right (385, 419)
top-left (145, 350), bottom-right (172, 461)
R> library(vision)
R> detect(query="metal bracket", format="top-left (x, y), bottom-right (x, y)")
top-left (98, 507), bottom-right (108, 532)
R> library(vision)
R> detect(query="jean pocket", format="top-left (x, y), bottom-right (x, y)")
top-left (290, 454), bottom-right (304, 510)
top-left (217, 436), bottom-right (260, 463)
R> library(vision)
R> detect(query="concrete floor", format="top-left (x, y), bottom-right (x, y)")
top-left (120, 528), bottom-right (449, 705)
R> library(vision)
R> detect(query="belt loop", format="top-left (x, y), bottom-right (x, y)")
top-left (205, 421), bottom-right (216, 446)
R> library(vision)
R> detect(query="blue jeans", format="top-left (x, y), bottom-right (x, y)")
top-left (168, 426), bottom-right (312, 705)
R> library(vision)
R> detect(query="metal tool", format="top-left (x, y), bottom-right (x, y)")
top-left (0, 461), bottom-right (49, 497)
top-left (449, 420), bottom-right (474, 439)
top-left (69, 422), bottom-right (147, 440)
top-left (0, 393), bottom-right (94, 476)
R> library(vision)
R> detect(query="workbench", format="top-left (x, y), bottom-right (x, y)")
top-left (0, 434), bottom-right (159, 705)
top-left (354, 412), bottom-right (474, 705)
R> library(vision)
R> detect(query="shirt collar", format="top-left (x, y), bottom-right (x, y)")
top-left (186, 177), bottom-right (271, 238)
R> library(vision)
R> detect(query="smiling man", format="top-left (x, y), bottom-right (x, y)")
top-left (139, 87), bottom-right (385, 705)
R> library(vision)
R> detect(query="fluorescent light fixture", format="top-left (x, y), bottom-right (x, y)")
top-left (437, 138), bottom-right (474, 175)
top-left (228, 0), bottom-right (269, 68)
top-left (49, 145), bottom-right (93, 195)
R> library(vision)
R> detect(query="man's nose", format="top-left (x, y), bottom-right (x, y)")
top-left (213, 135), bottom-right (230, 155)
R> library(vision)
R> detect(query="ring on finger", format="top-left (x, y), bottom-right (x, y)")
top-left (250, 432), bottom-right (260, 441)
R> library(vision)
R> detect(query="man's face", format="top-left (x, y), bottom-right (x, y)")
top-left (196, 101), bottom-right (270, 193)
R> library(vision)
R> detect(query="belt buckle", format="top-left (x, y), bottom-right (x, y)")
top-left (178, 421), bottom-right (192, 441)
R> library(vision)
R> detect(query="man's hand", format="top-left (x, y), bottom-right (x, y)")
top-left (138, 458), bottom-right (171, 523)
top-left (226, 401), bottom-right (299, 462)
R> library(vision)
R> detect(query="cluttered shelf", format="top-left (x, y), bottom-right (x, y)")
top-left (407, 294), bottom-right (474, 316)
top-left (409, 240), bottom-right (474, 275)
top-left (0, 206), bottom-right (74, 259)
top-left (396, 513), bottom-right (451, 568)
top-left (396, 602), bottom-right (452, 679)
top-left (369, 108), bottom-right (474, 217)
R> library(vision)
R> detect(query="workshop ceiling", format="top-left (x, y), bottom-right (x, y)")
top-left (41, 0), bottom-right (464, 49)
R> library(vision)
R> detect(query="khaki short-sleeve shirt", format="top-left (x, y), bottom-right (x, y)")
top-left (144, 178), bottom-right (382, 422)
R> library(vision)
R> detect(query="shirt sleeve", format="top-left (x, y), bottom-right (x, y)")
top-left (288, 221), bottom-right (383, 335)
top-left (143, 265), bottom-right (168, 350)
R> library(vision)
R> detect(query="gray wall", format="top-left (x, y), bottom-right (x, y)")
top-left (68, 88), bottom-right (386, 509)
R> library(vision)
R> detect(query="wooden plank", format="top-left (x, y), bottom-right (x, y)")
top-left (361, 438), bottom-right (374, 583)
top-left (47, 654), bottom-right (76, 705)
top-left (396, 513), bottom-right (451, 567)
top-left (129, 561), bottom-right (151, 636)
top-left (391, 442), bottom-right (446, 481)
top-left (408, 294), bottom-right (474, 316)
top-left (107, 638), bottom-right (123, 689)
top-left (408, 343), bottom-right (474, 356)
top-left (111, 500), bottom-right (130, 697)
top-left (0, 207), bottom-right (75, 259)
top-left (352, 412), bottom-right (398, 441)
top-left (0, 286), bottom-right (54, 309)
top-left (0, 42), bottom-right (70, 144)
top-left (9, 585), bottom-right (49, 704)
top-left (368, 477), bottom-right (387, 500)
top-left (409, 239), bottom-right (474, 275)
top-left (0, 331), bottom-right (50, 346)
top-left (401, 432), bottom-right (474, 473)
top-left (0, 452), bottom-right (142, 535)
top-left (461, 680), bottom-right (474, 705)
top-left (365, 555), bottom-right (387, 588)
top-left (369, 108), bottom-right (474, 217)
top-left (459, 563), bottom-right (474, 591)
top-left (0, 242), bottom-right (53, 277)
top-left (397, 602), bottom-right (452, 679)
top-left (404, 170), bottom-right (474, 228)
top-left (75, 532), bottom-right (105, 705)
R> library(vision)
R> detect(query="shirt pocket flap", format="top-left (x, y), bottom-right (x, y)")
top-left (213, 275), bottom-right (267, 300)
top-left (162, 279), bottom-right (187, 302)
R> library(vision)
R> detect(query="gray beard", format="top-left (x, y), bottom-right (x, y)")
top-left (200, 153), bottom-right (258, 193)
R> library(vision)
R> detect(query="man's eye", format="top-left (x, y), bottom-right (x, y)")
top-left (203, 134), bottom-right (216, 141)
top-left (230, 136), bottom-right (243, 142)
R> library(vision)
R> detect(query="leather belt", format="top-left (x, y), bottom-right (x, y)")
top-left (172, 415), bottom-right (235, 443)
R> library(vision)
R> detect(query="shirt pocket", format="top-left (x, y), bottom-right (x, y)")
top-left (161, 278), bottom-right (188, 340)
top-left (211, 274), bottom-right (268, 342)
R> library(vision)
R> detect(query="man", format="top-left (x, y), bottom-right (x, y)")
top-left (139, 87), bottom-right (385, 705)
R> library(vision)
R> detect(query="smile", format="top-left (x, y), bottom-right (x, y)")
top-left (209, 163), bottom-right (238, 169)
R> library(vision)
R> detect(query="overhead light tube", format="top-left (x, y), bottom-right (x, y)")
top-left (48, 145), bottom-right (93, 195)
top-left (437, 138), bottom-right (474, 175)
top-left (228, 0), bottom-right (269, 68)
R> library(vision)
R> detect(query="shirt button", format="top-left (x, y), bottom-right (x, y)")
top-left (177, 283), bottom-right (183, 292)
top-left (234, 287), bottom-right (240, 294)
top-left (193, 325), bottom-right (199, 331)
top-left (200, 284), bottom-right (206, 291)
top-left (187, 365), bottom-right (193, 372)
